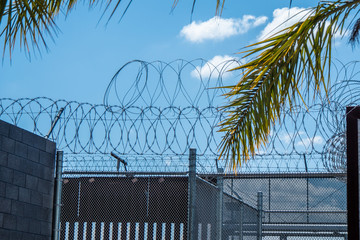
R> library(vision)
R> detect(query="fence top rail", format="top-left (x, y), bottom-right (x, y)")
top-left (62, 171), bottom-right (189, 176)
top-left (200, 172), bottom-right (347, 178)
top-left (62, 171), bottom-right (347, 179)
top-left (265, 210), bottom-right (347, 214)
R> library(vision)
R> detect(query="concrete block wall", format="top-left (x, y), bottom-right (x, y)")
top-left (0, 120), bottom-right (56, 240)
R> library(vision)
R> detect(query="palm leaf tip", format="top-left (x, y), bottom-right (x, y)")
top-left (349, 17), bottom-right (360, 46)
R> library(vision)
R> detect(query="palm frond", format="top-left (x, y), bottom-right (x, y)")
top-left (171, 0), bottom-right (225, 16)
top-left (1, 0), bottom-right (58, 57)
top-left (0, 0), bottom-right (226, 57)
top-left (0, 0), bottom-right (8, 24)
top-left (218, 0), bottom-right (360, 168)
top-left (0, 0), bottom-right (83, 57)
top-left (0, 0), bottom-right (136, 57)
top-left (349, 17), bottom-right (360, 46)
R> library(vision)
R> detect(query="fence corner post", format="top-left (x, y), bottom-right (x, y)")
top-left (257, 191), bottom-right (263, 240)
top-left (53, 151), bottom-right (63, 240)
top-left (188, 148), bottom-right (197, 240)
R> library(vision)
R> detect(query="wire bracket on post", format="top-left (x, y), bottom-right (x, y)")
top-left (45, 108), bottom-right (65, 139)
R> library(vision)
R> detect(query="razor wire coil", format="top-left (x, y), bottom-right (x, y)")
top-left (1, 59), bottom-right (360, 173)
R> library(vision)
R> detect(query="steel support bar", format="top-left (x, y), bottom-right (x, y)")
top-left (53, 151), bottom-right (63, 240)
top-left (46, 108), bottom-right (64, 139)
top-left (262, 223), bottom-right (347, 232)
top-left (257, 192), bottom-right (263, 240)
top-left (188, 148), bottom-right (197, 240)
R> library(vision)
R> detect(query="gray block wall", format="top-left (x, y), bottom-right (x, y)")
top-left (0, 120), bottom-right (56, 240)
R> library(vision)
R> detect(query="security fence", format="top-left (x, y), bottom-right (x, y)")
top-left (57, 149), bottom-right (263, 240)
top-left (58, 175), bottom-right (263, 240)
top-left (56, 150), bottom-right (347, 240)
top-left (60, 176), bottom-right (189, 240)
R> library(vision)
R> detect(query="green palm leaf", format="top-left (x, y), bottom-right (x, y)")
top-left (0, 0), bottom-right (136, 57)
top-left (218, 0), bottom-right (360, 168)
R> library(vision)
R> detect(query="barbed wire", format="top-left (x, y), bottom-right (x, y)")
top-left (1, 59), bottom-right (359, 173)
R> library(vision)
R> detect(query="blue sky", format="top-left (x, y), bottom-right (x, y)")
top-left (0, 0), bottom-right (358, 104)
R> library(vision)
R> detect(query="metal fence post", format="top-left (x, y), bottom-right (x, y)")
top-left (188, 148), bottom-right (197, 240)
top-left (53, 151), bottom-right (64, 240)
top-left (257, 192), bottom-right (263, 240)
top-left (239, 202), bottom-right (244, 240)
top-left (217, 168), bottom-right (224, 240)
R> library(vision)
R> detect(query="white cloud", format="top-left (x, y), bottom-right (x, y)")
top-left (279, 131), bottom-right (305, 144)
top-left (279, 133), bottom-right (292, 144)
top-left (296, 135), bottom-right (324, 148)
top-left (191, 55), bottom-right (241, 80)
top-left (181, 15), bottom-right (267, 43)
top-left (258, 7), bottom-right (348, 42)
top-left (258, 7), bottom-right (312, 41)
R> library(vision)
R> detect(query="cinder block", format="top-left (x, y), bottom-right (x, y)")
top-left (0, 120), bottom-right (10, 137)
top-left (9, 230), bottom-right (23, 240)
top-left (39, 151), bottom-right (55, 168)
top-left (18, 187), bottom-right (31, 202)
top-left (40, 221), bottom-right (52, 236)
top-left (21, 232), bottom-right (36, 240)
top-left (30, 190), bottom-right (43, 206)
top-left (35, 234), bottom-right (48, 240)
top-left (23, 160), bottom-right (37, 176)
top-left (11, 201), bottom-right (24, 216)
top-left (2, 213), bottom-right (17, 230)
top-left (39, 207), bottom-right (51, 221)
top-left (6, 183), bottom-right (19, 200)
top-left (45, 140), bottom-right (56, 154)
top-left (0, 228), bottom-right (10, 239)
top-left (27, 146), bottom-right (40, 163)
top-left (0, 151), bottom-right (7, 166)
top-left (1, 136), bottom-right (15, 154)
top-left (15, 141), bottom-right (28, 158)
top-left (22, 130), bottom-right (35, 148)
top-left (42, 194), bottom-right (53, 209)
top-left (13, 170), bottom-right (26, 187)
top-left (29, 218), bottom-right (41, 234)
top-left (16, 216), bottom-right (29, 232)
top-left (0, 166), bottom-right (13, 182)
top-left (26, 175), bottom-right (38, 190)
top-left (7, 154), bottom-right (22, 171)
top-left (23, 203), bottom-right (38, 218)
top-left (32, 205), bottom-right (44, 220)
top-left (41, 166), bottom-right (54, 181)
top-left (9, 126), bottom-right (23, 142)
top-left (32, 135), bottom-right (46, 152)
top-left (0, 197), bottom-right (11, 213)
top-left (0, 212), bottom-right (3, 227)
top-left (37, 179), bottom-right (52, 195)
top-left (0, 181), bottom-right (5, 197)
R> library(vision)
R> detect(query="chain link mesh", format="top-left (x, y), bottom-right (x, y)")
top-left (223, 174), bottom-right (347, 239)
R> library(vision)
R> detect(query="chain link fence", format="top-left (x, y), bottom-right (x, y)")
top-left (58, 174), bottom-right (261, 240)
top-left (56, 151), bottom-right (347, 240)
